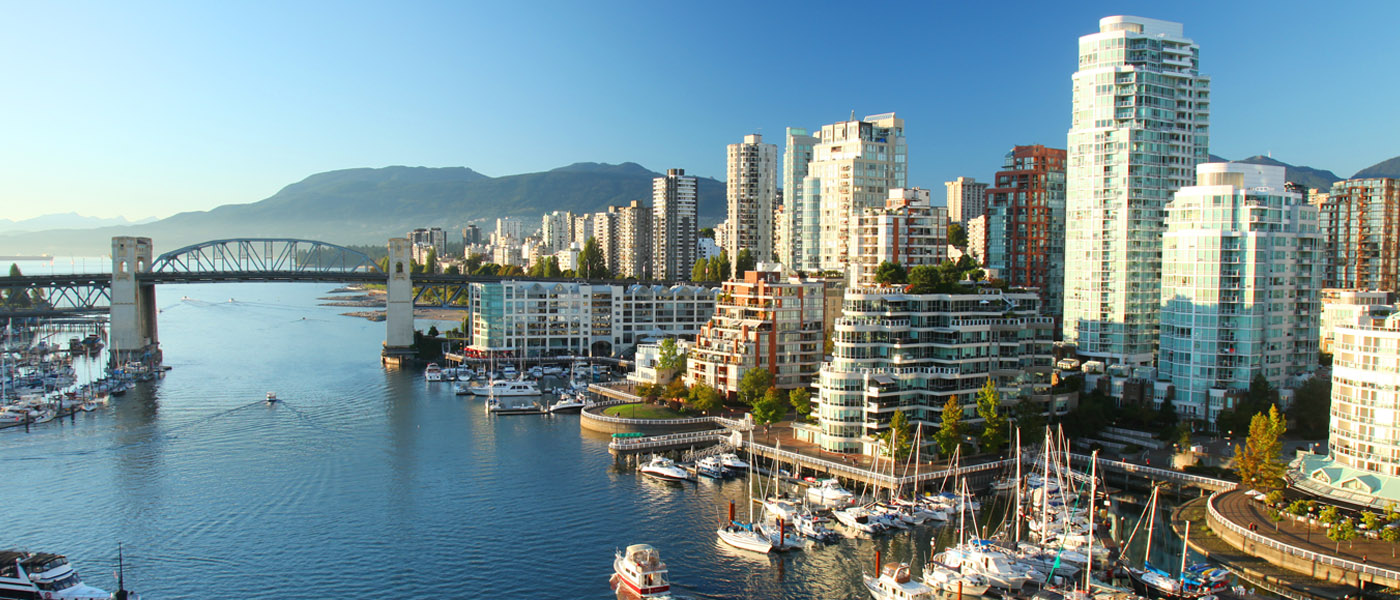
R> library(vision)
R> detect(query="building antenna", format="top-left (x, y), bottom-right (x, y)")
top-left (850, 109), bottom-right (855, 121)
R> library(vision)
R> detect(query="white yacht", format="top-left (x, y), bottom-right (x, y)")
top-left (0, 549), bottom-right (136, 600)
top-left (717, 453), bottom-right (749, 471)
top-left (694, 456), bottom-right (728, 479)
top-left (612, 544), bottom-right (671, 599)
top-left (806, 478), bottom-right (855, 505)
top-left (791, 513), bottom-right (841, 542)
top-left (638, 456), bottom-right (691, 482)
top-left (922, 560), bottom-right (991, 596)
top-left (470, 380), bottom-right (541, 397)
top-left (761, 497), bottom-right (804, 522)
top-left (546, 394), bottom-right (586, 414)
top-left (936, 543), bottom-right (1041, 592)
top-left (864, 562), bottom-right (936, 600)
top-left (424, 363), bottom-right (442, 382)
top-left (832, 505), bottom-right (885, 534)
top-left (716, 522), bottom-right (773, 554)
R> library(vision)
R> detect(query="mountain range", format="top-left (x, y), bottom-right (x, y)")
top-left (0, 163), bottom-right (726, 255)
top-left (5, 154), bottom-right (1400, 256)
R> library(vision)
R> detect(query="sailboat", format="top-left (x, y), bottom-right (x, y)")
top-left (716, 430), bottom-right (774, 553)
top-left (1123, 486), bottom-right (1230, 599)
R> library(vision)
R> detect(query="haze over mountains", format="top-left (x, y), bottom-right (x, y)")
top-left (0, 163), bottom-right (726, 255)
top-left (3, 155), bottom-right (1399, 256)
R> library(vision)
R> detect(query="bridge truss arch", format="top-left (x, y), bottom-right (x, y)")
top-left (150, 239), bottom-right (384, 276)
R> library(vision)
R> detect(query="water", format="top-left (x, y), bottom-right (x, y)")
top-left (3, 280), bottom-right (1190, 599)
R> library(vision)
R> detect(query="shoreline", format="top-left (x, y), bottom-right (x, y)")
top-left (321, 285), bottom-right (468, 323)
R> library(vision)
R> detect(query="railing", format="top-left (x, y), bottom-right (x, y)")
top-left (1206, 491), bottom-right (1400, 583)
top-left (743, 441), bottom-right (1015, 488)
top-left (582, 409), bottom-right (716, 426)
top-left (609, 429), bottom-right (730, 451)
top-left (1065, 452), bottom-right (1236, 491)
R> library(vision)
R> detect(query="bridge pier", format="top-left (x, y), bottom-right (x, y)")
top-left (381, 237), bottom-right (416, 366)
top-left (109, 237), bottom-right (161, 368)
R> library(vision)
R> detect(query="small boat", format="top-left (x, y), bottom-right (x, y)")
top-left (717, 452), bottom-right (749, 471)
top-left (807, 478), bottom-right (856, 505)
top-left (756, 519), bottom-right (805, 552)
top-left (864, 559), bottom-right (936, 600)
top-left (638, 456), bottom-right (691, 482)
top-left (833, 504), bottom-right (885, 534)
top-left (612, 544), bottom-right (672, 598)
top-left (546, 394), bottom-right (586, 414)
top-left (424, 363), bottom-right (443, 382)
top-left (922, 560), bottom-right (991, 596)
top-left (0, 548), bottom-right (136, 600)
top-left (265, 392), bottom-right (278, 404)
top-left (694, 456), bottom-right (729, 479)
top-left (485, 399), bottom-right (545, 415)
top-left (717, 522), bottom-right (773, 553)
top-left (471, 380), bottom-right (542, 397)
top-left (791, 512), bottom-right (841, 542)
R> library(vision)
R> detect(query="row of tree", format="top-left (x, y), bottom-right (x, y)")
top-left (873, 256), bottom-right (987, 293)
top-left (690, 249), bottom-right (756, 283)
top-left (3, 264), bottom-right (46, 308)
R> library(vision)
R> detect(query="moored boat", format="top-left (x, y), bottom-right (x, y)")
top-left (806, 478), bottom-right (855, 505)
top-left (638, 456), bottom-right (691, 482)
top-left (424, 363), bottom-right (442, 382)
top-left (470, 380), bottom-right (541, 397)
top-left (0, 548), bottom-right (137, 600)
top-left (864, 558), bottom-right (936, 600)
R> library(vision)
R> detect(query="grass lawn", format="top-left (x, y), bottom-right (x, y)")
top-left (603, 403), bottom-right (686, 419)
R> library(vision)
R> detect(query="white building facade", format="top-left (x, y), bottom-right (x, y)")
top-left (848, 188), bottom-right (948, 286)
top-left (726, 134), bottom-right (778, 267)
top-left (810, 113), bottom-right (908, 273)
top-left (1156, 163), bottom-right (1323, 423)
top-left (798, 287), bottom-right (1055, 455)
top-left (944, 177), bottom-right (988, 224)
top-left (1062, 15), bottom-right (1211, 367)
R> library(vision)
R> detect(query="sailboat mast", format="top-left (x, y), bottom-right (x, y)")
top-left (1014, 427), bottom-right (1022, 544)
top-left (1179, 520), bottom-right (1191, 582)
top-left (1085, 449), bottom-right (1097, 592)
top-left (1144, 486), bottom-right (1159, 565)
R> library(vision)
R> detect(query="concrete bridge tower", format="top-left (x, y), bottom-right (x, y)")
top-left (381, 237), bottom-right (416, 364)
top-left (110, 236), bottom-right (161, 366)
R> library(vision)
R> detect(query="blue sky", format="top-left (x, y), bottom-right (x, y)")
top-left (3, 0), bottom-right (1397, 221)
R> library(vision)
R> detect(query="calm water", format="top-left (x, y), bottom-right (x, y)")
top-left (3, 280), bottom-right (1190, 600)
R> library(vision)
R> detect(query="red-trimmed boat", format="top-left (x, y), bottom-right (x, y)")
top-left (612, 544), bottom-right (671, 598)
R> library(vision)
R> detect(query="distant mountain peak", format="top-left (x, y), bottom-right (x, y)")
top-left (1211, 154), bottom-right (1341, 191)
top-left (548, 162), bottom-right (657, 177)
top-left (1353, 155), bottom-right (1400, 179)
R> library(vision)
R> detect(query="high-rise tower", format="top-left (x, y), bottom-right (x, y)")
top-left (810, 113), bottom-right (907, 273)
top-left (783, 127), bottom-right (819, 271)
top-left (653, 169), bottom-right (698, 282)
top-left (1062, 16), bottom-right (1211, 366)
top-left (726, 134), bottom-right (778, 270)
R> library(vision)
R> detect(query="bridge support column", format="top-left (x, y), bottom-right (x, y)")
top-left (381, 237), bottom-right (416, 366)
top-left (110, 237), bottom-right (161, 368)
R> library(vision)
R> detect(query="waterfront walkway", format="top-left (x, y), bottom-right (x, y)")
top-left (1213, 489), bottom-right (1400, 570)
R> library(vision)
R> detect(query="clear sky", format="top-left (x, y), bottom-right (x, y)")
top-left (4, 0), bottom-right (1397, 221)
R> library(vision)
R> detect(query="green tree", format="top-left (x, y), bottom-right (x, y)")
top-left (636, 383), bottom-right (659, 402)
top-left (1265, 489), bottom-right (1285, 507)
top-left (752, 388), bottom-right (788, 426)
top-left (1327, 517), bottom-right (1357, 553)
top-left (874, 261), bottom-right (908, 285)
top-left (427, 325), bottom-right (440, 337)
top-left (975, 379), bottom-right (1008, 452)
top-left (688, 383), bottom-right (723, 414)
top-left (875, 409), bottom-right (913, 460)
top-left (577, 237), bottom-right (609, 279)
top-left (699, 227), bottom-right (715, 239)
top-left (663, 378), bottom-right (687, 400)
top-left (735, 248), bottom-right (756, 277)
top-left (934, 396), bottom-right (963, 457)
top-left (1012, 398), bottom-right (1045, 438)
top-left (1158, 395), bottom-right (1178, 429)
top-left (528, 256), bottom-right (561, 278)
top-left (1319, 505), bottom-right (1339, 526)
top-left (1268, 508), bottom-right (1284, 531)
top-left (464, 253), bottom-right (485, 274)
top-left (1363, 511), bottom-right (1381, 532)
top-left (712, 251), bottom-right (731, 283)
top-left (499, 264), bottom-right (525, 276)
top-left (1286, 499), bottom-right (1308, 516)
top-left (425, 248), bottom-right (438, 274)
top-left (472, 263), bottom-right (500, 276)
top-left (1382, 525), bottom-right (1400, 557)
top-left (656, 338), bottom-right (686, 370)
top-left (789, 388), bottom-right (812, 420)
top-left (444, 264), bottom-right (461, 275)
top-left (5, 263), bottom-right (31, 308)
top-left (692, 259), bottom-right (708, 282)
top-left (1288, 377), bottom-right (1331, 439)
top-left (1233, 404), bottom-right (1288, 490)
top-left (948, 223), bottom-right (968, 248)
top-left (737, 367), bottom-right (773, 406)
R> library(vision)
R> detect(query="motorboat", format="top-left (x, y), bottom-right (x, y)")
top-left (470, 380), bottom-right (541, 397)
top-left (484, 399), bottom-right (545, 415)
top-left (716, 522), bottom-right (773, 553)
top-left (922, 560), bottom-right (991, 596)
top-left (694, 456), bottom-right (728, 479)
top-left (832, 505), bottom-right (885, 535)
top-left (424, 363), bottom-right (442, 382)
top-left (864, 561), bottom-right (936, 600)
top-left (0, 548), bottom-right (137, 600)
top-left (1126, 564), bottom-right (1229, 600)
top-left (761, 497), bottom-right (804, 522)
top-left (546, 394), bottom-right (587, 414)
top-left (936, 543), bottom-right (1041, 592)
top-left (638, 456), bottom-right (691, 483)
top-left (806, 478), bottom-right (855, 505)
top-left (453, 381), bottom-right (474, 396)
top-left (790, 512), bottom-right (841, 542)
top-left (717, 452), bottom-right (749, 471)
top-left (756, 519), bottom-right (804, 552)
top-left (612, 544), bottom-right (671, 599)
top-left (265, 392), bottom-right (278, 404)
